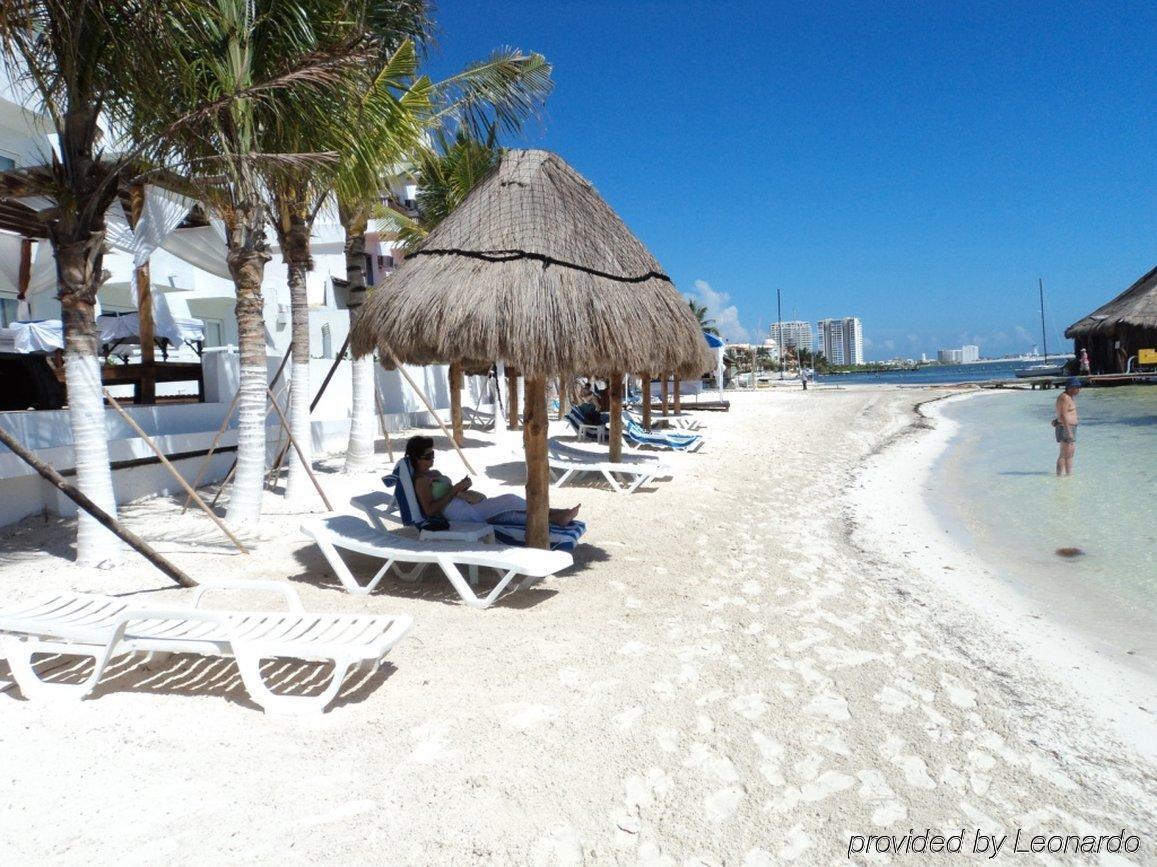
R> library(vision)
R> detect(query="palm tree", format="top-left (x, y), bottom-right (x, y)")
top-left (133, 0), bottom-right (380, 524)
top-left (688, 298), bottom-right (721, 337)
top-left (0, 1), bottom-right (210, 563)
top-left (341, 49), bottom-right (553, 473)
top-left (262, 31), bottom-right (430, 504)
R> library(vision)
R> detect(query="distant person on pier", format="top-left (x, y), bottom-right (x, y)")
top-left (1078, 348), bottom-right (1091, 376)
top-left (1052, 377), bottom-right (1081, 476)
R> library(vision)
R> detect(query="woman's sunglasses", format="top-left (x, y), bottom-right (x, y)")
top-left (420, 451), bottom-right (436, 460)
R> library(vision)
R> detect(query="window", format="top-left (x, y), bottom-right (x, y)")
top-left (202, 319), bottom-right (223, 348)
top-left (0, 154), bottom-right (15, 172)
top-left (321, 323), bottom-right (333, 359)
top-left (363, 253), bottom-right (374, 285)
top-left (0, 296), bottom-right (18, 326)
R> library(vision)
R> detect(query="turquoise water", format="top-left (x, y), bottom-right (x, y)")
top-left (828, 358), bottom-right (1068, 386)
top-left (928, 386), bottom-right (1157, 669)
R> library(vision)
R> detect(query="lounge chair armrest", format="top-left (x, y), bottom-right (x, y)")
top-left (191, 580), bottom-right (304, 613)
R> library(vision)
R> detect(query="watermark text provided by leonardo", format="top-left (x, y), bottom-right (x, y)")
top-left (846, 827), bottom-right (1141, 859)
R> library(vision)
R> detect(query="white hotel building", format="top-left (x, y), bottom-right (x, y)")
top-left (767, 320), bottom-right (813, 358)
top-left (817, 317), bottom-right (864, 365)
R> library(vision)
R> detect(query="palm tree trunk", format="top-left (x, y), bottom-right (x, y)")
top-left (225, 199), bottom-right (271, 524)
top-left (341, 207), bottom-right (377, 473)
top-left (280, 212), bottom-right (312, 502)
top-left (54, 232), bottom-right (121, 565)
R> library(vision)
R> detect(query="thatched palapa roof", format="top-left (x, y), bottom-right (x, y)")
top-left (351, 149), bottom-right (712, 378)
top-left (1065, 265), bottom-right (1157, 337)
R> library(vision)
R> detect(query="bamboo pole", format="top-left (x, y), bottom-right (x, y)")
top-left (523, 376), bottom-right (550, 550)
top-left (192, 346), bottom-right (292, 512)
top-left (103, 391), bottom-right (248, 554)
top-left (384, 350), bottom-right (476, 475)
top-left (209, 381), bottom-right (287, 510)
top-left (557, 376), bottom-right (569, 421)
top-left (180, 388), bottom-right (240, 514)
top-left (608, 370), bottom-right (624, 462)
top-left (449, 362), bottom-right (464, 447)
top-left (374, 387), bottom-right (394, 463)
top-left (266, 386), bottom-right (332, 511)
top-left (641, 372), bottom-right (651, 430)
top-left (0, 425), bottom-right (196, 587)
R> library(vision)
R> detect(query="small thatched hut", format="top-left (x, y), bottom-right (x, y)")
top-left (352, 149), bottom-right (711, 547)
top-left (1065, 265), bottom-right (1157, 373)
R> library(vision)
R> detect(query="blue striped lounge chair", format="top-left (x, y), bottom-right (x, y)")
top-left (385, 458), bottom-right (586, 553)
top-left (564, 405), bottom-right (608, 443)
top-left (623, 417), bottom-right (704, 452)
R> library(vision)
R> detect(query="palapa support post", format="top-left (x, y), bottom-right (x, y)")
top-left (506, 370), bottom-right (520, 430)
top-left (449, 362), bottom-right (464, 447)
top-left (0, 425), bottom-right (196, 587)
top-left (102, 390), bottom-right (248, 554)
top-left (16, 237), bottom-right (30, 316)
top-left (640, 372), bottom-right (652, 430)
top-left (673, 374), bottom-right (682, 413)
top-left (608, 370), bottom-right (624, 462)
top-left (129, 184), bottom-right (156, 404)
top-left (523, 376), bottom-right (550, 549)
top-left (660, 373), bottom-right (669, 416)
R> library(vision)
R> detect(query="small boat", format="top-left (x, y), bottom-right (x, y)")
top-left (1015, 278), bottom-right (1066, 378)
top-left (1015, 363), bottom-right (1065, 378)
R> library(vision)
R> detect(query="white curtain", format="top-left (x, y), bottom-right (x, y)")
top-left (160, 220), bottom-right (231, 279)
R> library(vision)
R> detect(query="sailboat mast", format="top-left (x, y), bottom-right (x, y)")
top-left (1038, 278), bottom-right (1047, 360)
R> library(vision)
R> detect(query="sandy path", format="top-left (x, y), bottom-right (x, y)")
top-left (0, 388), bottom-right (1153, 864)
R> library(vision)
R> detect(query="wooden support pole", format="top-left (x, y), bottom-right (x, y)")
top-left (16, 237), bottom-right (30, 314)
top-left (449, 362), bottom-right (464, 447)
top-left (266, 386), bottom-right (332, 511)
top-left (523, 376), bottom-right (550, 550)
top-left (103, 390), bottom-right (248, 554)
top-left (608, 369), bottom-right (624, 463)
top-left (506, 371), bottom-right (520, 430)
top-left (641, 372), bottom-right (652, 430)
top-left (129, 184), bottom-right (156, 404)
top-left (0, 425), bottom-right (196, 587)
top-left (385, 350), bottom-right (476, 475)
top-left (660, 373), bottom-right (669, 416)
top-left (374, 387), bottom-right (394, 463)
top-left (673, 373), bottom-right (682, 413)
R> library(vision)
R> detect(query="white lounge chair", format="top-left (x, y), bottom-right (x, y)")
top-left (351, 491), bottom-right (495, 543)
top-left (0, 580), bottom-right (412, 715)
top-left (302, 515), bottom-right (573, 610)
top-left (547, 438), bottom-right (674, 494)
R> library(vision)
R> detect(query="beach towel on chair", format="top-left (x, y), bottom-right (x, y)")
top-left (488, 514), bottom-right (587, 553)
top-left (382, 458), bottom-right (448, 533)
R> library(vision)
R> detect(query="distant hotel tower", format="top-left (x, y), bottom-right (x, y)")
top-left (817, 317), bottom-right (864, 365)
top-left (768, 320), bottom-right (813, 358)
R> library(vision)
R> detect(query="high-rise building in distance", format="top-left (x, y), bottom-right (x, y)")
top-left (817, 317), bottom-right (864, 365)
top-left (768, 320), bottom-right (813, 358)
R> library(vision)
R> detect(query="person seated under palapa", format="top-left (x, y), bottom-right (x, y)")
top-left (404, 436), bottom-right (581, 527)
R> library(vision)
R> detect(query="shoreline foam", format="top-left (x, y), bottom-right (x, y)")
top-left (850, 388), bottom-right (1157, 763)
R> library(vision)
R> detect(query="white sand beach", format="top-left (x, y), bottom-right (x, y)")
top-left (1, 388), bottom-right (1154, 864)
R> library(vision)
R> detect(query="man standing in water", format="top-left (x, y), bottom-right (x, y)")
top-left (1053, 377), bottom-right (1081, 476)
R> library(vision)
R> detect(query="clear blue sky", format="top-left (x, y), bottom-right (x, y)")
top-left (424, 1), bottom-right (1157, 359)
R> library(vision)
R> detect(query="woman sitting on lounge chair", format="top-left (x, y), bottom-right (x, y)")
top-left (405, 436), bottom-right (581, 526)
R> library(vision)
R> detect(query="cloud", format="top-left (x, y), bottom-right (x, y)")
top-left (690, 279), bottom-right (751, 343)
top-left (1013, 325), bottom-right (1033, 346)
top-left (883, 339), bottom-right (895, 351)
